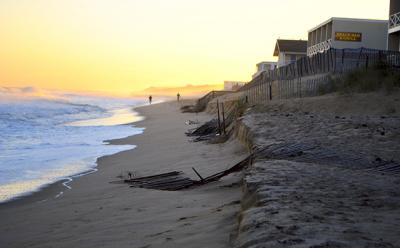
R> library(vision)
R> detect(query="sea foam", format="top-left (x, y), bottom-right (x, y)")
top-left (0, 90), bottom-right (145, 203)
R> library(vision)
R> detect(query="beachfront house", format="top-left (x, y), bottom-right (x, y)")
top-left (308, 17), bottom-right (388, 56)
top-left (252, 61), bottom-right (277, 79)
top-left (389, 0), bottom-right (400, 51)
top-left (273, 39), bottom-right (307, 68)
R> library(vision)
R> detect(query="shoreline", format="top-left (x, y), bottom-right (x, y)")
top-left (0, 100), bottom-right (247, 248)
top-left (0, 105), bottom-right (147, 208)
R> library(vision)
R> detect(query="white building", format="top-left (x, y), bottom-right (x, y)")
top-left (389, 0), bottom-right (400, 51)
top-left (224, 81), bottom-right (246, 91)
top-left (308, 17), bottom-right (388, 56)
top-left (252, 61), bottom-right (277, 79)
top-left (273, 39), bottom-right (307, 68)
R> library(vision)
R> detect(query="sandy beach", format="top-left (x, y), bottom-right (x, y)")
top-left (0, 101), bottom-right (247, 248)
top-left (234, 93), bottom-right (400, 247)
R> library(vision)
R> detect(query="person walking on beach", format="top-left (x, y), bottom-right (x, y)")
top-left (149, 95), bottom-right (152, 104)
top-left (177, 93), bottom-right (180, 102)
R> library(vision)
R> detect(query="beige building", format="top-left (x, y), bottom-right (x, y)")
top-left (308, 17), bottom-right (388, 56)
top-left (252, 61), bottom-right (277, 79)
top-left (273, 39), bottom-right (307, 67)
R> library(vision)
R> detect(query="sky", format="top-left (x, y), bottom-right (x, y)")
top-left (0, 0), bottom-right (389, 96)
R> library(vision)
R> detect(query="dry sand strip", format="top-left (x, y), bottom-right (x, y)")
top-left (0, 101), bottom-right (247, 248)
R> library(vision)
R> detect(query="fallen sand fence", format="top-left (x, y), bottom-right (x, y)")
top-left (120, 153), bottom-right (253, 191)
top-left (120, 135), bottom-right (400, 192)
top-left (185, 98), bottom-right (246, 142)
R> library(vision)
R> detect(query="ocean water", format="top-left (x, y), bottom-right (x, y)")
top-left (0, 88), bottom-right (146, 203)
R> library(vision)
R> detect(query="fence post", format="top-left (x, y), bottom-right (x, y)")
top-left (300, 77), bottom-right (302, 98)
top-left (221, 102), bottom-right (226, 135)
top-left (217, 100), bottom-right (221, 135)
top-left (327, 49), bottom-right (331, 72)
top-left (342, 49), bottom-right (345, 73)
top-left (269, 82), bottom-right (272, 101)
top-left (378, 51), bottom-right (382, 63)
top-left (357, 47), bottom-right (364, 68)
top-left (333, 49), bottom-right (337, 73)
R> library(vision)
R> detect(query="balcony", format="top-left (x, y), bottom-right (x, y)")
top-left (307, 39), bottom-right (332, 56)
top-left (389, 12), bottom-right (400, 33)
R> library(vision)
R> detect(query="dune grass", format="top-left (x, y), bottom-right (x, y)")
top-left (319, 62), bottom-right (400, 95)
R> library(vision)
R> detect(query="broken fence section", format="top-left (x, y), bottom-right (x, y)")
top-left (122, 154), bottom-right (253, 191)
top-left (120, 141), bottom-right (400, 192)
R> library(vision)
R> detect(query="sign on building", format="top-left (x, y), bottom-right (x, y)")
top-left (335, 32), bottom-right (362, 42)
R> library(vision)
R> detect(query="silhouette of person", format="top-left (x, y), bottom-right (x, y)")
top-left (149, 95), bottom-right (152, 104)
top-left (177, 93), bottom-right (180, 102)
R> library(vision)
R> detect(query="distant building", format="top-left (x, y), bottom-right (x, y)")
top-left (224, 81), bottom-right (246, 91)
top-left (273, 39), bottom-right (307, 67)
top-left (308, 17), bottom-right (388, 56)
top-left (389, 0), bottom-right (400, 51)
top-left (252, 61), bottom-right (277, 79)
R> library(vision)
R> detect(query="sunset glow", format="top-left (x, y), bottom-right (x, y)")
top-left (0, 0), bottom-right (389, 95)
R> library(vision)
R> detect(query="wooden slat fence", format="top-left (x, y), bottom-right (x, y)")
top-left (240, 48), bottom-right (400, 105)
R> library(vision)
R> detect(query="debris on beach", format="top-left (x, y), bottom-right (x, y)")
top-left (121, 153), bottom-right (253, 191)
top-left (186, 100), bottom-right (243, 143)
top-left (185, 120), bottom-right (199, 125)
top-left (119, 140), bottom-right (400, 192)
top-left (185, 119), bottom-right (219, 138)
top-left (124, 171), bottom-right (196, 191)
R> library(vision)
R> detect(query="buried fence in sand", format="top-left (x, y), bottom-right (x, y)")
top-left (240, 47), bottom-right (400, 104)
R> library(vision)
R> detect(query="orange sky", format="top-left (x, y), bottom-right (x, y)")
top-left (0, 0), bottom-right (389, 96)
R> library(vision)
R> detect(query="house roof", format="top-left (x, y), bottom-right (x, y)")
top-left (256, 61), bottom-right (277, 66)
top-left (308, 17), bottom-right (388, 33)
top-left (273, 39), bottom-right (308, 56)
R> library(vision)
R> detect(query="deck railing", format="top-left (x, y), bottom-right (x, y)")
top-left (307, 39), bottom-right (332, 56)
top-left (389, 12), bottom-right (400, 29)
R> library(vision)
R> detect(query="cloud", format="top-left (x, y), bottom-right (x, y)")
top-left (0, 86), bottom-right (66, 102)
top-left (19, 86), bottom-right (37, 93)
